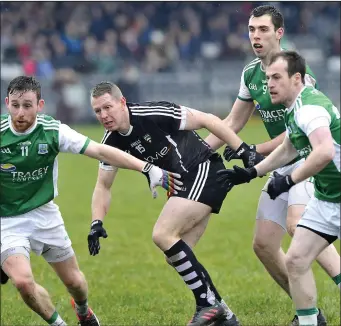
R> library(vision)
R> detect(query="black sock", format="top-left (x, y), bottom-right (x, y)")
top-left (164, 239), bottom-right (215, 307)
top-left (197, 262), bottom-right (222, 302)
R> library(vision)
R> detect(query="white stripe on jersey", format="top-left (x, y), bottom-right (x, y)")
top-left (166, 135), bottom-right (188, 172)
top-left (0, 124), bottom-right (10, 132)
top-left (131, 108), bottom-right (182, 116)
top-left (131, 112), bottom-right (183, 119)
top-left (130, 104), bottom-right (182, 119)
top-left (188, 160), bottom-right (210, 201)
top-left (101, 130), bottom-right (112, 144)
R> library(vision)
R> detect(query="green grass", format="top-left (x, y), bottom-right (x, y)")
top-left (1, 117), bottom-right (340, 325)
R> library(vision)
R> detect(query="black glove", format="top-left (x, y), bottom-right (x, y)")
top-left (217, 165), bottom-right (258, 186)
top-left (267, 171), bottom-right (296, 200)
top-left (88, 220), bottom-right (108, 256)
top-left (0, 268), bottom-right (9, 285)
top-left (223, 143), bottom-right (264, 168)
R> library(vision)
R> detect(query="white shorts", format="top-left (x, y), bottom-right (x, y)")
top-left (1, 201), bottom-right (74, 265)
top-left (256, 158), bottom-right (314, 230)
top-left (298, 195), bottom-right (340, 240)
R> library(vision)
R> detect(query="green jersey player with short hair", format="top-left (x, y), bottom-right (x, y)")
top-left (0, 76), bottom-right (181, 326)
top-left (205, 5), bottom-right (339, 325)
top-left (217, 50), bottom-right (341, 326)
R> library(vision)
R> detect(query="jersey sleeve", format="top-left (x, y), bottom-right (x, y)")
top-left (237, 70), bottom-right (253, 102)
top-left (130, 101), bottom-right (187, 133)
top-left (58, 124), bottom-right (90, 154)
top-left (295, 105), bottom-right (331, 136)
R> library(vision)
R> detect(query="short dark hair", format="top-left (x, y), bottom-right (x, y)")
top-left (269, 50), bottom-right (306, 83)
top-left (250, 5), bottom-right (284, 30)
top-left (7, 76), bottom-right (41, 101)
top-left (90, 81), bottom-right (123, 99)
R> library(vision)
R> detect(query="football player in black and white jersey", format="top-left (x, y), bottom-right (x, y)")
top-left (87, 82), bottom-right (263, 326)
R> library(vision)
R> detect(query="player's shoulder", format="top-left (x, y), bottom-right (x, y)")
top-left (295, 87), bottom-right (331, 116)
top-left (128, 101), bottom-right (179, 111)
top-left (36, 114), bottom-right (61, 131)
top-left (242, 57), bottom-right (262, 75)
top-left (37, 114), bottom-right (60, 124)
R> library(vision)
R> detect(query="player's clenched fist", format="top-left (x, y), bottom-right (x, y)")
top-left (142, 163), bottom-right (183, 198)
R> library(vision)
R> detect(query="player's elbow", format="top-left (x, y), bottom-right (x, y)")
top-left (320, 142), bottom-right (335, 162)
top-left (324, 146), bottom-right (335, 162)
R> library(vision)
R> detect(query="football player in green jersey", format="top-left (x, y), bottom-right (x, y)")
top-left (0, 76), bottom-right (182, 326)
top-left (217, 50), bottom-right (340, 326)
top-left (205, 5), bottom-right (339, 325)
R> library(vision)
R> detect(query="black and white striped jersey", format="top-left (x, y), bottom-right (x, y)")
top-left (100, 101), bottom-right (215, 174)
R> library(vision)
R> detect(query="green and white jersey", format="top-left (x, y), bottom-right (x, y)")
top-left (284, 87), bottom-right (341, 203)
top-left (238, 58), bottom-right (318, 139)
top-left (0, 114), bottom-right (90, 217)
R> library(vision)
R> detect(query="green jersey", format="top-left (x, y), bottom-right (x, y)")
top-left (0, 114), bottom-right (90, 217)
top-left (284, 87), bottom-right (341, 203)
top-left (238, 57), bottom-right (318, 139)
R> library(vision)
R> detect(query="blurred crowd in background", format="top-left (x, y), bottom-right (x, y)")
top-left (1, 2), bottom-right (340, 123)
top-left (1, 1), bottom-right (340, 76)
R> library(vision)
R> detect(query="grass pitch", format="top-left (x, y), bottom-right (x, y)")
top-left (1, 117), bottom-right (340, 325)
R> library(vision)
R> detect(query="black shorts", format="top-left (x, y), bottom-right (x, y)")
top-left (169, 153), bottom-right (231, 214)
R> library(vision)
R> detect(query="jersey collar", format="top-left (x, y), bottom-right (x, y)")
top-left (287, 86), bottom-right (306, 114)
top-left (8, 115), bottom-right (38, 136)
top-left (118, 124), bottom-right (133, 136)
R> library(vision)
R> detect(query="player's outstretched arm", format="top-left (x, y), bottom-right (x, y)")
top-left (216, 136), bottom-right (298, 187)
top-left (84, 141), bottom-right (183, 198)
top-left (84, 141), bottom-right (146, 171)
top-left (204, 99), bottom-right (255, 151)
top-left (254, 136), bottom-right (298, 176)
top-left (184, 107), bottom-right (263, 167)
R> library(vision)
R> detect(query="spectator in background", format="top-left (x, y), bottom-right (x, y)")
top-left (0, 1), bottom-right (339, 76)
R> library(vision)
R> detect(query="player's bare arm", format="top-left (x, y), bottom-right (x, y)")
top-left (84, 140), bottom-right (182, 197)
top-left (183, 107), bottom-right (245, 151)
top-left (204, 99), bottom-right (255, 150)
top-left (290, 126), bottom-right (335, 184)
top-left (84, 141), bottom-right (146, 172)
top-left (91, 167), bottom-right (118, 223)
top-left (255, 136), bottom-right (298, 176)
top-left (253, 131), bottom-right (286, 156)
top-left (216, 136), bottom-right (297, 186)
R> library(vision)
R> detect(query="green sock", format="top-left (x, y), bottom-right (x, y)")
top-left (46, 311), bottom-right (66, 326)
top-left (332, 273), bottom-right (341, 288)
top-left (297, 308), bottom-right (318, 326)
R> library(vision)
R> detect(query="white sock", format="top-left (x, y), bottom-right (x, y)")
top-left (298, 314), bottom-right (317, 326)
top-left (338, 283), bottom-right (340, 290)
top-left (50, 315), bottom-right (67, 326)
top-left (220, 299), bottom-right (235, 320)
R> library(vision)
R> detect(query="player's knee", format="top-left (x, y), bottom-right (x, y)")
top-left (63, 270), bottom-right (86, 292)
top-left (152, 228), bottom-right (166, 248)
top-left (285, 250), bottom-right (308, 275)
top-left (253, 236), bottom-right (273, 256)
top-left (12, 274), bottom-right (35, 295)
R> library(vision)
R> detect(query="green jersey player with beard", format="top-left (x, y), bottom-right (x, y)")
top-left (205, 5), bottom-right (339, 326)
top-left (0, 76), bottom-right (182, 326)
